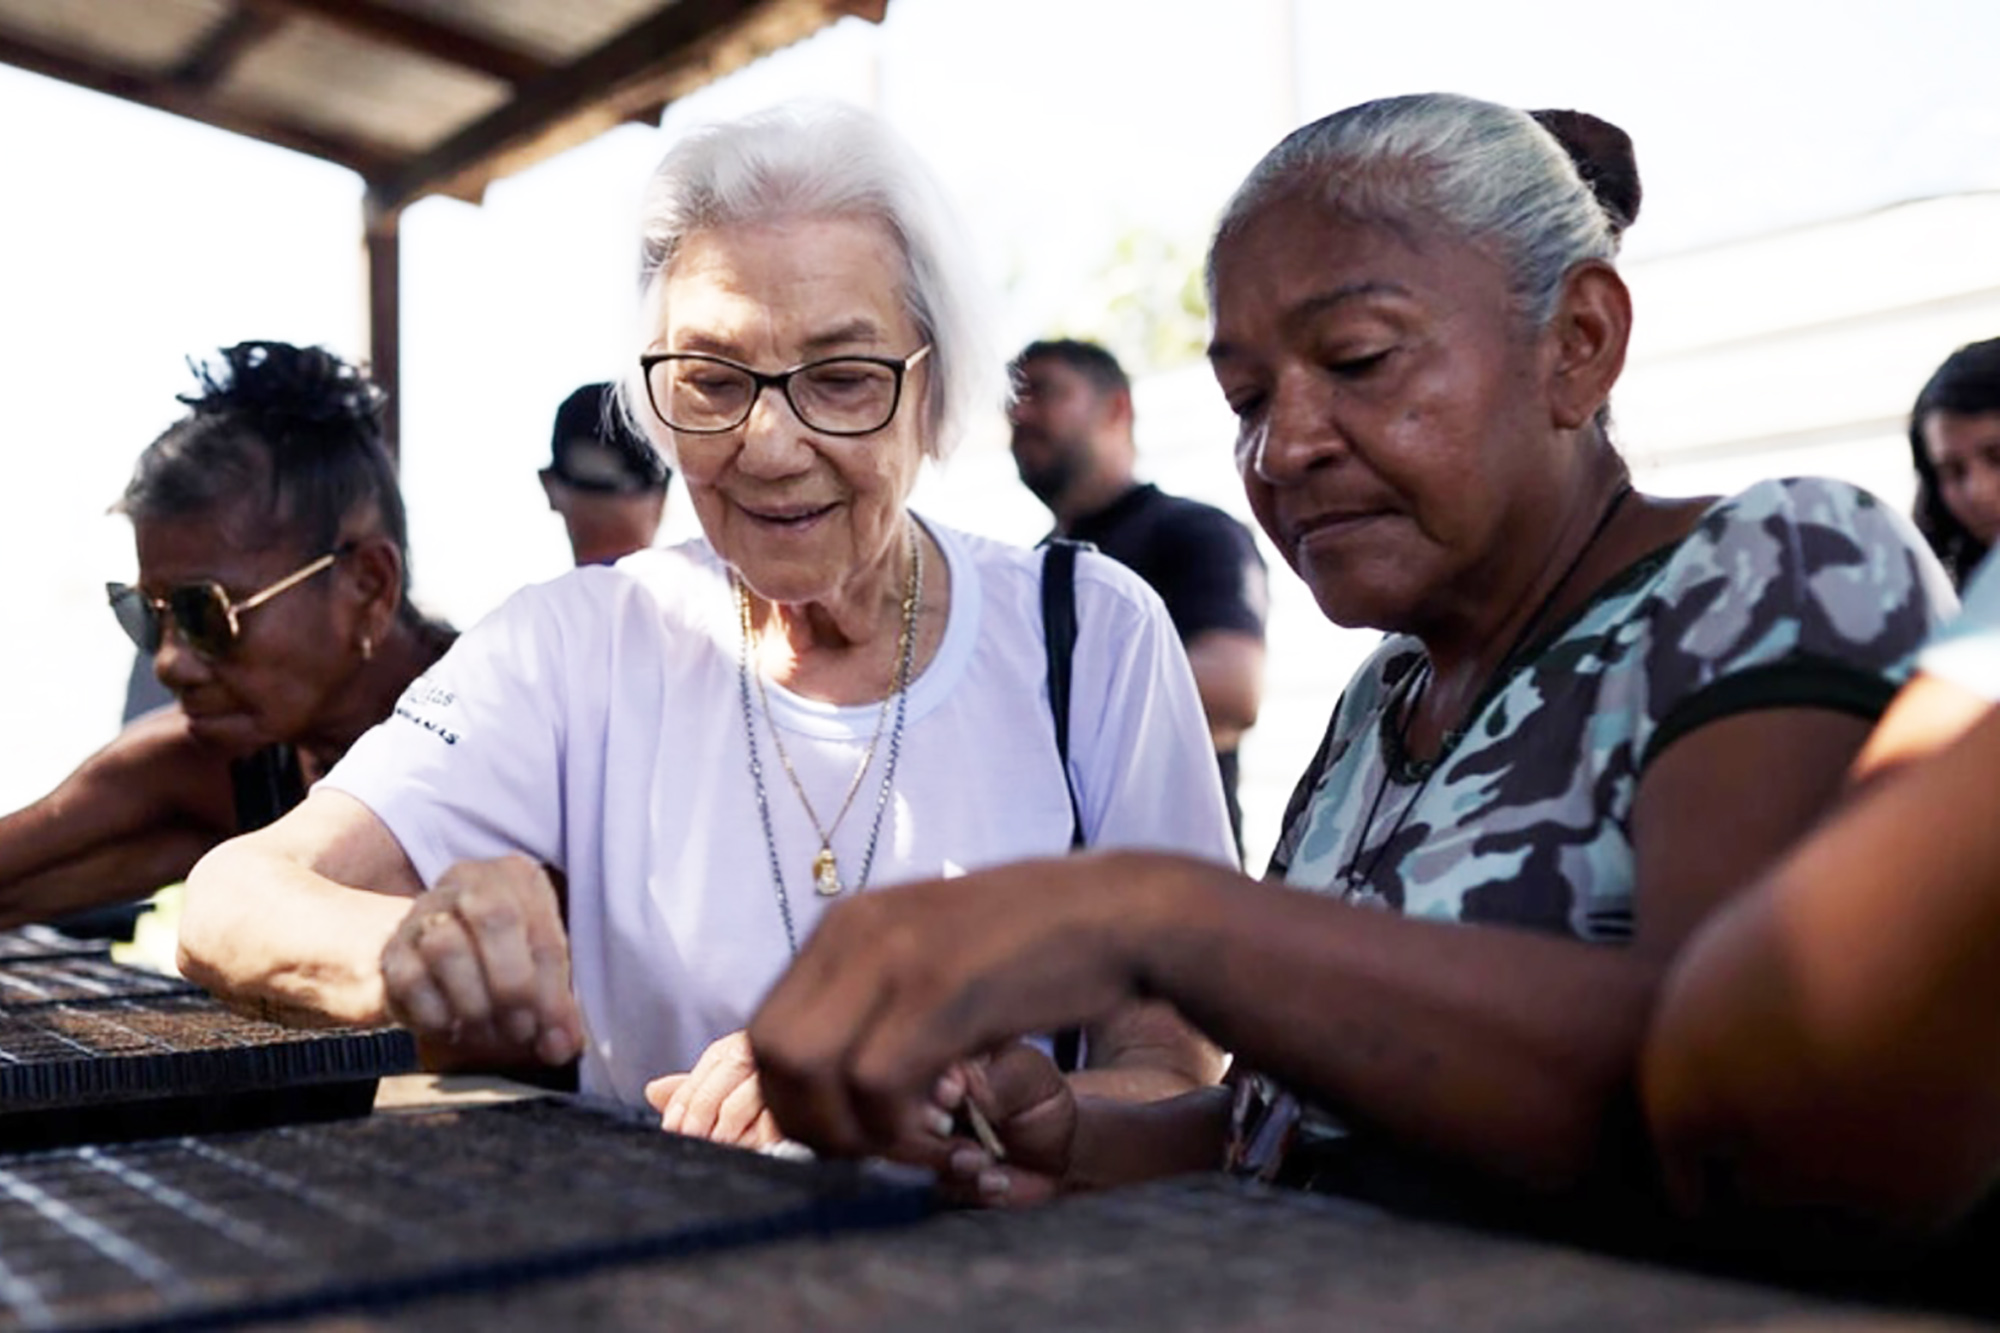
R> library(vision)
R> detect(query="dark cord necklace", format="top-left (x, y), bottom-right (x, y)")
top-left (1336, 480), bottom-right (1635, 895)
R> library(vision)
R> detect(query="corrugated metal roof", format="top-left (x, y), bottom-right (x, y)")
top-left (0, 0), bottom-right (888, 211)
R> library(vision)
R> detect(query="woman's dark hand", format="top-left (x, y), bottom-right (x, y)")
top-left (748, 851), bottom-right (1182, 1159)
top-left (934, 1045), bottom-right (1078, 1208)
top-left (379, 853), bottom-right (582, 1065)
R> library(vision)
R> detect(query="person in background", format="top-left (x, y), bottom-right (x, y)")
top-left (1009, 339), bottom-right (1268, 861)
top-left (0, 342), bottom-right (453, 931)
top-left (542, 380), bottom-right (673, 567)
top-left (747, 93), bottom-right (1950, 1214)
top-left (178, 103), bottom-right (1232, 1142)
top-left (1908, 337), bottom-right (2000, 590)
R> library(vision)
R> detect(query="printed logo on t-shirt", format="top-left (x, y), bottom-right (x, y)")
top-left (391, 676), bottom-right (460, 746)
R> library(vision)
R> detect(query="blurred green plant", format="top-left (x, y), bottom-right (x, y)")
top-left (1050, 228), bottom-right (1210, 375)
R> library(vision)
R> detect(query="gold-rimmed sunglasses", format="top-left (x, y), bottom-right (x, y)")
top-left (107, 545), bottom-right (351, 661)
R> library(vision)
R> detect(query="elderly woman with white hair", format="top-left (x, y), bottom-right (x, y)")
top-left (179, 103), bottom-right (1233, 1136)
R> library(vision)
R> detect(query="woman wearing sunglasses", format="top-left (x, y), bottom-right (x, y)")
top-left (0, 341), bottom-right (453, 931)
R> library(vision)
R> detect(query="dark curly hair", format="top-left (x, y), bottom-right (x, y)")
top-left (1909, 337), bottom-right (2000, 589)
top-left (116, 342), bottom-right (419, 615)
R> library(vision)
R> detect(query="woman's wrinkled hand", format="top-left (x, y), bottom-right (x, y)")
top-left (379, 853), bottom-right (582, 1066)
top-left (645, 1030), bottom-right (783, 1148)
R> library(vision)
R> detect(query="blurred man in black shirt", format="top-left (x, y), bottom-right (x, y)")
top-left (1010, 339), bottom-right (1268, 860)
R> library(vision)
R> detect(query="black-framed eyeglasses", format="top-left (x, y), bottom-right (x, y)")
top-left (639, 345), bottom-right (931, 437)
top-left (107, 545), bottom-right (351, 661)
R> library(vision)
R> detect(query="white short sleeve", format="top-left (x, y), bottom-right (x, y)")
top-left (1068, 551), bottom-right (1235, 863)
top-left (320, 577), bottom-right (579, 883)
top-left (1920, 555), bottom-right (2000, 701)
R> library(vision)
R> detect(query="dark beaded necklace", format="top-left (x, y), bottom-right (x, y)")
top-left (1336, 481), bottom-right (1635, 894)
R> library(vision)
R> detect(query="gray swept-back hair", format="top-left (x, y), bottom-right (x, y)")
top-left (624, 101), bottom-right (996, 461)
top-left (1208, 93), bottom-right (1625, 331)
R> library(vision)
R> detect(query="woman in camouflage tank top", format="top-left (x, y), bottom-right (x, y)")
top-left (746, 95), bottom-right (1953, 1213)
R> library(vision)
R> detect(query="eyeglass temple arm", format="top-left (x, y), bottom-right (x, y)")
top-left (235, 551), bottom-right (340, 614)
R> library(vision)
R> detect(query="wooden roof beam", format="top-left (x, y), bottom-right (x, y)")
top-left (240, 0), bottom-right (551, 86)
top-left (0, 23), bottom-right (400, 179)
top-left (364, 0), bottom-right (886, 214)
top-left (169, 6), bottom-right (285, 92)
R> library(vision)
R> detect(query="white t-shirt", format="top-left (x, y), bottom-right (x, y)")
top-left (324, 518), bottom-right (1235, 1104)
top-left (1919, 553), bottom-right (2000, 699)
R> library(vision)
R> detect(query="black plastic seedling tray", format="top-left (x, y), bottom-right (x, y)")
top-left (0, 995), bottom-right (415, 1150)
top-left (0, 927), bottom-right (112, 964)
top-left (0, 1097), bottom-right (930, 1332)
top-left (242, 1173), bottom-right (2000, 1333)
top-left (0, 956), bottom-right (201, 1010)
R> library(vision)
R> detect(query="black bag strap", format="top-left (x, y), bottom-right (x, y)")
top-left (1040, 539), bottom-right (1088, 850)
top-left (1040, 539), bottom-right (1091, 1075)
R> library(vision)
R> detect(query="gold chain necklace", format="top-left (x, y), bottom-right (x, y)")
top-left (732, 523), bottom-right (922, 898)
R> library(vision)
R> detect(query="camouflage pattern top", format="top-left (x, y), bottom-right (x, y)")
top-left (1267, 477), bottom-right (1954, 940)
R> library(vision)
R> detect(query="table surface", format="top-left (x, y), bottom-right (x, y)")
top-left (253, 1169), bottom-right (1995, 1333)
top-left (0, 941), bottom-right (1990, 1333)
top-left (2, 1092), bottom-right (1990, 1333)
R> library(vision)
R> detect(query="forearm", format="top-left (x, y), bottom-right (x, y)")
top-left (179, 836), bottom-right (415, 1026)
top-left (1065, 1085), bottom-right (1233, 1192)
top-left (1067, 1063), bottom-right (1213, 1103)
top-left (1645, 710), bottom-right (2000, 1229)
top-left (1849, 673), bottom-right (1992, 788)
top-left (1186, 631), bottom-right (1264, 750)
top-left (1644, 893), bottom-right (2000, 1231)
top-left (1124, 854), bottom-right (1659, 1189)
top-left (0, 712), bottom-right (233, 896)
top-left (0, 827), bottom-right (214, 930)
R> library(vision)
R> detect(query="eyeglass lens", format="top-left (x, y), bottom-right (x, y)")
top-left (108, 585), bottom-right (162, 655)
top-left (166, 585), bottom-right (239, 657)
top-left (652, 358), bottom-right (903, 434)
top-left (107, 583), bottom-right (240, 658)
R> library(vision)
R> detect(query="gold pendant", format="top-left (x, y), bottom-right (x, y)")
top-left (812, 847), bottom-right (843, 897)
